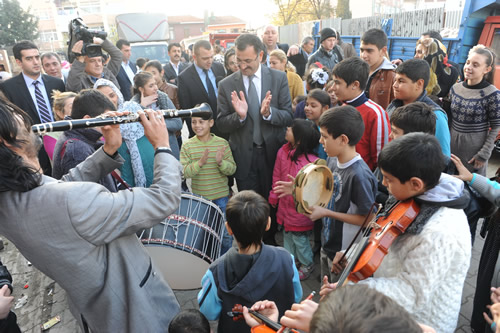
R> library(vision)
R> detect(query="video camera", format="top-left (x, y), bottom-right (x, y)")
top-left (67, 18), bottom-right (108, 63)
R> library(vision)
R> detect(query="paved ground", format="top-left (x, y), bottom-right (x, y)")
top-left (4, 152), bottom-right (500, 332)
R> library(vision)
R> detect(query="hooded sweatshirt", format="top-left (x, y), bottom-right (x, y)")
top-left (359, 173), bottom-right (472, 333)
top-left (198, 244), bottom-right (302, 333)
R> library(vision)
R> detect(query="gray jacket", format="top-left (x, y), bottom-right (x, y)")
top-left (307, 45), bottom-right (344, 71)
top-left (66, 39), bottom-right (122, 92)
top-left (0, 148), bottom-right (182, 332)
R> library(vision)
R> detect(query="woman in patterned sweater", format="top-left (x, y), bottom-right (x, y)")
top-left (450, 45), bottom-right (500, 176)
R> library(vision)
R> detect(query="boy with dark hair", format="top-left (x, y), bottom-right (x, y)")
top-left (387, 59), bottom-right (450, 157)
top-left (389, 102), bottom-right (436, 140)
top-left (360, 28), bottom-right (396, 110)
top-left (331, 57), bottom-right (390, 171)
top-left (168, 309), bottom-right (211, 333)
top-left (52, 89), bottom-right (118, 192)
top-left (198, 190), bottom-right (302, 333)
top-left (323, 133), bottom-right (471, 333)
top-left (306, 106), bottom-right (377, 281)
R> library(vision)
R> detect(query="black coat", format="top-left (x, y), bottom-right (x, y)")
top-left (0, 73), bottom-right (65, 176)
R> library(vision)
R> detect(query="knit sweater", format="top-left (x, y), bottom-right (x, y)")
top-left (346, 93), bottom-right (390, 171)
top-left (450, 81), bottom-right (500, 134)
top-left (180, 134), bottom-right (236, 200)
top-left (359, 174), bottom-right (472, 333)
top-left (450, 80), bottom-right (500, 166)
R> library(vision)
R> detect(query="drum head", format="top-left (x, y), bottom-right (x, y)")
top-left (294, 162), bottom-right (334, 214)
top-left (146, 246), bottom-right (209, 290)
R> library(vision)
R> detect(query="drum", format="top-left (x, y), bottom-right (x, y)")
top-left (293, 159), bottom-right (334, 214)
top-left (139, 193), bottom-right (225, 290)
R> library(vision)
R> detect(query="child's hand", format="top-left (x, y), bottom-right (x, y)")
top-left (0, 285), bottom-right (13, 320)
top-left (280, 300), bottom-right (318, 332)
top-left (306, 206), bottom-right (328, 221)
top-left (319, 275), bottom-right (337, 300)
top-left (483, 303), bottom-right (500, 331)
top-left (331, 251), bottom-right (347, 274)
top-left (469, 156), bottom-right (486, 170)
top-left (451, 154), bottom-right (473, 182)
top-left (198, 149), bottom-right (210, 167)
top-left (491, 287), bottom-right (500, 304)
top-left (216, 146), bottom-right (226, 166)
top-left (242, 300), bottom-right (279, 328)
top-left (273, 174), bottom-right (294, 198)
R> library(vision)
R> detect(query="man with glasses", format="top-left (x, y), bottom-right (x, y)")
top-left (216, 33), bottom-right (293, 243)
top-left (178, 40), bottom-right (226, 137)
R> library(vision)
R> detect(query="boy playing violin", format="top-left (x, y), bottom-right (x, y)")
top-left (324, 133), bottom-right (471, 333)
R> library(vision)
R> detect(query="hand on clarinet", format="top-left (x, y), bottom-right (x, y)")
top-left (101, 110), bottom-right (128, 156)
top-left (140, 109), bottom-right (170, 149)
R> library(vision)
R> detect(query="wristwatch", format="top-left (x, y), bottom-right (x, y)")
top-left (155, 147), bottom-right (173, 156)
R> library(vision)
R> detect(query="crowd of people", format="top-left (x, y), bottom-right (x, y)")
top-left (0, 23), bottom-right (499, 333)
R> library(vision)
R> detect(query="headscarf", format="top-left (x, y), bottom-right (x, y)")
top-left (420, 38), bottom-right (459, 97)
top-left (93, 79), bottom-right (147, 187)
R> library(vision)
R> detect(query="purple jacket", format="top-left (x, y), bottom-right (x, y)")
top-left (269, 143), bottom-right (317, 232)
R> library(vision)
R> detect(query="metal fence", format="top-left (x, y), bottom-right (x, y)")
top-left (279, 7), bottom-right (463, 45)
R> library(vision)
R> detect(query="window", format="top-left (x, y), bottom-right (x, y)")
top-left (39, 31), bottom-right (58, 42)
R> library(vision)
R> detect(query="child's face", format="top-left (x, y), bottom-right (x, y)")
top-left (326, 85), bottom-right (339, 106)
top-left (331, 75), bottom-right (357, 102)
top-left (393, 73), bottom-right (422, 103)
top-left (191, 117), bottom-right (213, 138)
top-left (380, 169), bottom-right (415, 201)
top-left (360, 42), bottom-right (386, 70)
top-left (285, 126), bottom-right (295, 145)
top-left (389, 124), bottom-right (404, 140)
top-left (464, 52), bottom-right (491, 85)
top-left (319, 126), bottom-right (344, 157)
top-left (304, 97), bottom-right (327, 124)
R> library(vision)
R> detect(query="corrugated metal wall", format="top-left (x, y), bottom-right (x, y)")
top-left (279, 7), bottom-right (463, 45)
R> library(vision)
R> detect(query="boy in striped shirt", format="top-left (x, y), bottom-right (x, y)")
top-left (331, 57), bottom-right (391, 171)
top-left (180, 114), bottom-right (236, 254)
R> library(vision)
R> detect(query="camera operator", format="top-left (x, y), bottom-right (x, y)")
top-left (0, 260), bottom-right (20, 333)
top-left (66, 37), bottom-right (122, 93)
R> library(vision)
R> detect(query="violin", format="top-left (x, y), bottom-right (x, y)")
top-left (229, 304), bottom-right (299, 333)
top-left (337, 199), bottom-right (420, 285)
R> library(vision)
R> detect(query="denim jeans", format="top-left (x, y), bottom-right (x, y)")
top-left (283, 230), bottom-right (313, 267)
top-left (212, 196), bottom-right (233, 255)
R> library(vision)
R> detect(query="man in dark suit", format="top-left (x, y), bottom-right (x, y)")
top-left (178, 40), bottom-right (225, 137)
top-left (163, 43), bottom-right (188, 86)
top-left (217, 34), bottom-right (292, 245)
top-left (262, 25), bottom-right (289, 67)
top-left (217, 33), bottom-right (292, 196)
top-left (0, 40), bottom-right (65, 176)
top-left (115, 39), bottom-right (137, 101)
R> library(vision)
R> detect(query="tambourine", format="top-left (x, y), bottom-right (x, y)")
top-left (293, 159), bottom-right (334, 214)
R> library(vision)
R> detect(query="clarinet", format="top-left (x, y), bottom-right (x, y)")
top-left (32, 103), bottom-right (212, 135)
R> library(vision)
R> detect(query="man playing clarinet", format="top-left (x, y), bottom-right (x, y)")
top-left (0, 98), bottom-right (181, 332)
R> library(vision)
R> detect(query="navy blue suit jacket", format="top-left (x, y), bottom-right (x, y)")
top-left (116, 61), bottom-right (137, 101)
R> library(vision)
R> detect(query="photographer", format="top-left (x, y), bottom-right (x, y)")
top-left (66, 37), bottom-right (122, 93)
top-left (0, 260), bottom-right (20, 333)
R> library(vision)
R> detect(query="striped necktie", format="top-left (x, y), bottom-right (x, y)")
top-left (33, 81), bottom-right (53, 123)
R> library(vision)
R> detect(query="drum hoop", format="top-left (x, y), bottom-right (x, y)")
top-left (140, 238), bottom-right (216, 263)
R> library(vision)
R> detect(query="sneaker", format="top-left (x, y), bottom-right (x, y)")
top-left (298, 263), bottom-right (314, 280)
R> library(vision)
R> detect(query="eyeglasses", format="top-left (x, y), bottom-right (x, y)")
top-left (236, 55), bottom-right (259, 65)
